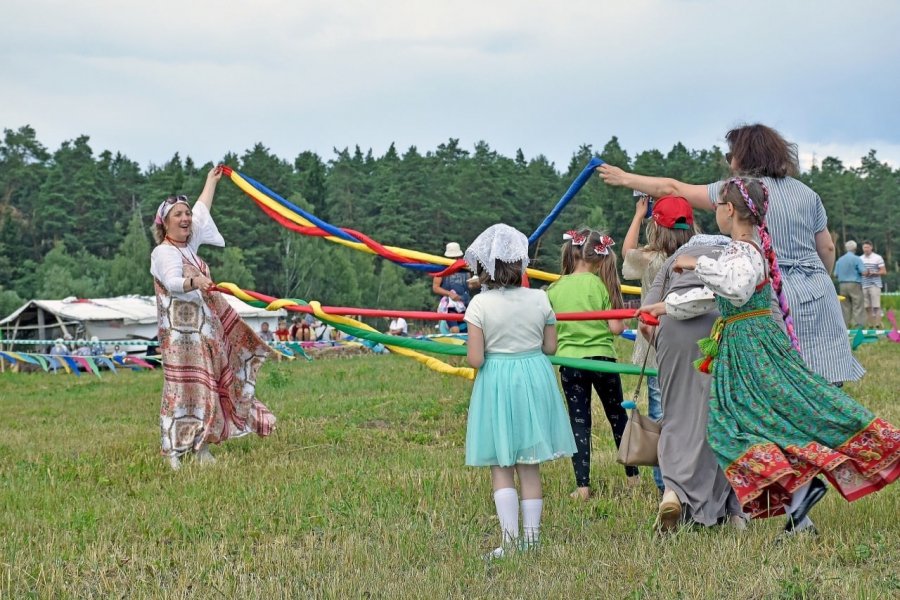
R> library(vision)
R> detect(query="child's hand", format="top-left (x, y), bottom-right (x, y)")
top-left (639, 302), bottom-right (666, 318)
top-left (634, 195), bottom-right (649, 218)
top-left (673, 255), bottom-right (698, 273)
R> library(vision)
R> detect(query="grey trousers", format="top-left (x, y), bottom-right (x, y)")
top-left (839, 282), bottom-right (865, 328)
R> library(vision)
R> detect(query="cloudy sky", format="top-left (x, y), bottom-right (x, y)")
top-left (2, 0), bottom-right (899, 172)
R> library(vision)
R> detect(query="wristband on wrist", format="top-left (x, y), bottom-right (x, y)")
top-left (189, 277), bottom-right (194, 290)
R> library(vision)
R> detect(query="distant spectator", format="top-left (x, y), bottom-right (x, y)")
top-left (861, 240), bottom-right (887, 328)
top-left (50, 338), bottom-right (67, 354)
top-left (49, 338), bottom-right (68, 373)
top-left (112, 344), bottom-right (126, 359)
top-left (834, 240), bottom-right (865, 329)
top-left (388, 316), bottom-right (408, 336)
top-left (274, 318), bottom-right (291, 341)
top-left (290, 315), bottom-right (312, 341)
top-left (433, 242), bottom-right (476, 334)
top-left (75, 339), bottom-right (91, 356)
top-left (298, 314), bottom-right (315, 341)
top-left (258, 321), bottom-right (274, 342)
top-left (89, 336), bottom-right (104, 356)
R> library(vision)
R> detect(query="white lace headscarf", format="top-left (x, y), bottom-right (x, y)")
top-left (464, 223), bottom-right (530, 280)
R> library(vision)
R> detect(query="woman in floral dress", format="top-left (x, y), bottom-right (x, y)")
top-left (150, 166), bottom-right (275, 470)
top-left (672, 177), bottom-right (899, 535)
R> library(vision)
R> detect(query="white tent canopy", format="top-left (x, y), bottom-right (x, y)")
top-left (0, 295), bottom-right (286, 348)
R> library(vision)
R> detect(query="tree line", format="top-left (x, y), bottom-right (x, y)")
top-left (0, 125), bottom-right (897, 319)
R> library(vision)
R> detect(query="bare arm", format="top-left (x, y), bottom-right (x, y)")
top-left (608, 319), bottom-right (625, 336)
top-left (637, 302), bottom-right (666, 341)
top-left (466, 324), bottom-right (485, 368)
top-left (597, 164), bottom-right (713, 212)
top-left (196, 166), bottom-right (223, 211)
top-left (622, 198), bottom-right (648, 254)
top-left (542, 324), bottom-right (558, 355)
top-left (815, 229), bottom-right (836, 274)
top-left (432, 276), bottom-right (461, 301)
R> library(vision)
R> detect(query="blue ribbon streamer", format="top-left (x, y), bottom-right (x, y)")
top-left (529, 157), bottom-right (605, 244)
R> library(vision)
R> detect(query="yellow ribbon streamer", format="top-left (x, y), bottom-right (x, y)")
top-left (227, 171), bottom-right (642, 294)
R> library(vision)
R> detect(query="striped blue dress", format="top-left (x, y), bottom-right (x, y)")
top-left (707, 177), bottom-right (864, 383)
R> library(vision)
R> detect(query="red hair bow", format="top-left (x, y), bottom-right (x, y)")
top-left (593, 235), bottom-right (615, 255)
top-left (563, 230), bottom-right (587, 246)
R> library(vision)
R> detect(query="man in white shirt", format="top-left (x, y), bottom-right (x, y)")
top-left (860, 240), bottom-right (887, 328)
top-left (389, 317), bottom-right (408, 336)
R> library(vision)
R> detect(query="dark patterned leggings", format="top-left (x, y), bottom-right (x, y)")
top-left (560, 358), bottom-right (637, 487)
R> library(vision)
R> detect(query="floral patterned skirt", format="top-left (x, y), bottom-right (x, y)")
top-left (156, 280), bottom-right (275, 458)
top-left (707, 310), bottom-right (900, 519)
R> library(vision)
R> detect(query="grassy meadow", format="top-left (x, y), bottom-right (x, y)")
top-left (1, 339), bottom-right (898, 599)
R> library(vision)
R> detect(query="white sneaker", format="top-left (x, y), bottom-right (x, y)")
top-left (167, 455), bottom-right (182, 471)
top-left (196, 445), bottom-right (216, 465)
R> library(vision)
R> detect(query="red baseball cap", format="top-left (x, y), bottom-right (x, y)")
top-left (652, 196), bottom-right (693, 230)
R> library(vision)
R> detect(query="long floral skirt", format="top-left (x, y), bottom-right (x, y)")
top-left (707, 289), bottom-right (900, 518)
top-left (156, 281), bottom-right (275, 458)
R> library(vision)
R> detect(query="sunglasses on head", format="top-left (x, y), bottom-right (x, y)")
top-left (165, 194), bottom-right (189, 204)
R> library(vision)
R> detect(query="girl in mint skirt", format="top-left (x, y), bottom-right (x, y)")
top-left (463, 224), bottom-right (577, 558)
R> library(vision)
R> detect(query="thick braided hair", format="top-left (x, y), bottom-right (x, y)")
top-left (721, 177), bottom-right (800, 351)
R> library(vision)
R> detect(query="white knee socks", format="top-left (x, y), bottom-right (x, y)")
top-left (492, 489), bottom-right (544, 549)
top-left (521, 498), bottom-right (543, 546)
top-left (493, 488), bottom-right (519, 544)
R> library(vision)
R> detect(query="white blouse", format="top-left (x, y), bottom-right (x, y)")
top-left (665, 241), bottom-right (766, 318)
top-left (149, 202), bottom-right (225, 304)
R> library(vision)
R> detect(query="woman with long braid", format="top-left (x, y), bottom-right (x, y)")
top-left (598, 124), bottom-right (862, 386)
top-left (670, 177), bottom-right (899, 536)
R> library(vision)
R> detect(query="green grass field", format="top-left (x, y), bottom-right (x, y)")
top-left (1, 340), bottom-right (898, 599)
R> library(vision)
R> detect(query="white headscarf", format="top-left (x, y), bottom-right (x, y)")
top-left (154, 195), bottom-right (189, 225)
top-left (464, 223), bottom-right (530, 279)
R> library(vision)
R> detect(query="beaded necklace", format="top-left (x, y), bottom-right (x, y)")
top-left (164, 235), bottom-right (206, 274)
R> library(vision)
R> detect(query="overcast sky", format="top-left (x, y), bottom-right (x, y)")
top-left (2, 0), bottom-right (899, 173)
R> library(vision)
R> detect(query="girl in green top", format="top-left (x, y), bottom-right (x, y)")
top-left (547, 228), bottom-right (633, 500)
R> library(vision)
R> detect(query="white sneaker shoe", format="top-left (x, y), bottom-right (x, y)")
top-left (484, 538), bottom-right (523, 560)
top-left (196, 445), bottom-right (216, 465)
top-left (167, 455), bottom-right (182, 471)
top-left (484, 546), bottom-right (506, 560)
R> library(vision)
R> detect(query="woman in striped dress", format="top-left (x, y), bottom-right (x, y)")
top-left (597, 124), bottom-right (862, 384)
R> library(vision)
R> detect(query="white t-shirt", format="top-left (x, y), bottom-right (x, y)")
top-left (149, 202), bottom-right (225, 304)
top-left (389, 317), bottom-right (408, 335)
top-left (861, 252), bottom-right (885, 289)
top-left (464, 287), bottom-right (555, 354)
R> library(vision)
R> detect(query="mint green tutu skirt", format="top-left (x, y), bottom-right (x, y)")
top-left (465, 351), bottom-right (577, 467)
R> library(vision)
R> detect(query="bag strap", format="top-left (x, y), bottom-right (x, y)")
top-left (630, 326), bottom-right (657, 406)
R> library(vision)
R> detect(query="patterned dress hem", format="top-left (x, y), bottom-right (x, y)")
top-left (725, 418), bottom-right (900, 518)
